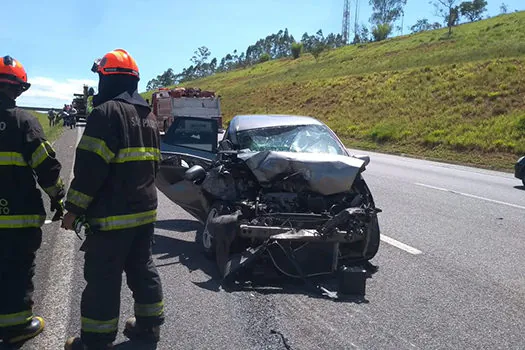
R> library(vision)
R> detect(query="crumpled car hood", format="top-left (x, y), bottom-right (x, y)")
top-left (238, 151), bottom-right (365, 195)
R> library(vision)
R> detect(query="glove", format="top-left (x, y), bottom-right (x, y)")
top-left (50, 198), bottom-right (65, 221)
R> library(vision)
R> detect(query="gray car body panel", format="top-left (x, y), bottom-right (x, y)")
top-left (238, 151), bottom-right (365, 196)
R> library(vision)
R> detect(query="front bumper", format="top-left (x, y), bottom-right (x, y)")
top-left (238, 207), bottom-right (376, 243)
top-left (239, 224), bottom-right (363, 243)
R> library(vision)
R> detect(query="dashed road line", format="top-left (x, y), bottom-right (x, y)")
top-left (415, 183), bottom-right (525, 211)
top-left (380, 234), bottom-right (423, 255)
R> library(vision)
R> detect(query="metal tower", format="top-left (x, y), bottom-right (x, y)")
top-left (342, 0), bottom-right (350, 44)
top-left (354, 0), bottom-right (360, 38)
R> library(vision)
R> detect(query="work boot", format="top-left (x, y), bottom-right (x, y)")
top-left (64, 337), bottom-right (113, 350)
top-left (123, 317), bottom-right (160, 343)
top-left (2, 316), bottom-right (45, 345)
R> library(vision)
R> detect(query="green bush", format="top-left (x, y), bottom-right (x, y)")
top-left (291, 42), bottom-right (303, 59)
top-left (424, 129), bottom-right (447, 146)
top-left (311, 43), bottom-right (326, 62)
top-left (259, 53), bottom-right (271, 63)
top-left (516, 114), bottom-right (525, 133)
top-left (372, 23), bottom-right (393, 42)
top-left (369, 123), bottom-right (398, 143)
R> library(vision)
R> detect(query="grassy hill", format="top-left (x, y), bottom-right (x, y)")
top-left (143, 11), bottom-right (525, 171)
top-left (30, 111), bottom-right (63, 142)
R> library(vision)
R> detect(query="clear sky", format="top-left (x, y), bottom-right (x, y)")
top-left (3, 0), bottom-right (523, 108)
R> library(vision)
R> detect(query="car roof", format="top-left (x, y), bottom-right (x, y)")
top-left (230, 114), bottom-right (324, 132)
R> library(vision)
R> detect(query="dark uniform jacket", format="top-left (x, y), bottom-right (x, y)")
top-left (0, 95), bottom-right (64, 229)
top-left (65, 91), bottom-right (161, 232)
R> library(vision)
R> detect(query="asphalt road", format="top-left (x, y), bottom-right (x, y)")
top-left (4, 127), bottom-right (525, 350)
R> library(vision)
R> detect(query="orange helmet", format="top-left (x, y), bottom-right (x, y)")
top-left (0, 56), bottom-right (31, 91)
top-left (91, 49), bottom-right (139, 79)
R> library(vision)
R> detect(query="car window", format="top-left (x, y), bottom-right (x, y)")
top-left (163, 118), bottom-right (217, 152)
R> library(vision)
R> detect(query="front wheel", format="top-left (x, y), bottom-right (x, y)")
top-left (363, 213), bottom-right (380, 260)
top-left (339, 176), bottom-right (381, 261)
top-left (196, 201), bottom-right (230, 259)
top-left (338, 212), bottom-right (381, 261)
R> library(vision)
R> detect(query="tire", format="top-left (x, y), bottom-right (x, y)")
top-left (364, 213), bottom-right (380, 260)
top-left (339, 176), bottom-right (381, 261)
top-left (196, 202), bottom-right (230, 259)
top-left (338, 212), bottom-right (380, 261)
top-left (522, 177), bottom-right (525, 187)
top-left (353, 176), bottom-right (381, 260)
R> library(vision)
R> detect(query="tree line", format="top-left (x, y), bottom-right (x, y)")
top-left (146, 0), bottom-right (509, 91)
top-left (146, 29), bottom-right (345, 90)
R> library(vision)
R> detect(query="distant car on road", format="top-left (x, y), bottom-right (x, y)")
top-left (515, 156), bottom-right (525, 186)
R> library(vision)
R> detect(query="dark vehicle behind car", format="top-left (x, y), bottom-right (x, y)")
top-left (515, 156), bottom-right (525, 186)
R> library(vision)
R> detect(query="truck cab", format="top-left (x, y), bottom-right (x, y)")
top-left (71, 84), bottom-right (94, 122)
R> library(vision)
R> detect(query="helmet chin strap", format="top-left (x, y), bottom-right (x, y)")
top-left (0, 84), bottom-right (21, 100)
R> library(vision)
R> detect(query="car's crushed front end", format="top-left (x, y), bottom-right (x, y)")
top-left (155, 115), bottom-right (382, 299)
top-left (197, 150), bottom-right (381, 299)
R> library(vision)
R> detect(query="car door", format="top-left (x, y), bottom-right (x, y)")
top-left (156, 117), bottom-right (219, 223)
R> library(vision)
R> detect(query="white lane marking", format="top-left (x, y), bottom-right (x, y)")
top-left (347, 148), bottom-right (513, 180)
top-left (380, 234), bottom-right (423, 255)
top-left (38, 127), bottom-right (81, 348)
top-left (415, 183), bottom-right (525, 211)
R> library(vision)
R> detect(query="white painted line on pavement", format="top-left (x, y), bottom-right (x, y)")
top-left (380, 234), bottom-right (423, 255)
top-left (415, 183), bottom-right (525, 211)
top-left (38, 127), bottom-right (81, 348)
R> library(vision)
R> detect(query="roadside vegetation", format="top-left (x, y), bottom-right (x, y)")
top-left (143, 7), bottom-right (525, 171)
top-left (30, 111), bottom-right (63, 142)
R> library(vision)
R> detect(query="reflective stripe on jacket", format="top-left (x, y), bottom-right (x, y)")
top-left (0, 96), bottom-right (64, 227)
top-left (0, 310), bottom-right (33, 327)
top-left (65, 97), bottom-right (160, 231)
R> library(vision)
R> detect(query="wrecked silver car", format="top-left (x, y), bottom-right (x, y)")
top-left (156, 115), bottom-right (381, 298)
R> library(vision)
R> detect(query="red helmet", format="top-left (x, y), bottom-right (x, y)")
top-left (0, 56), bottom-right (31, 91)
top-left (91, 49), bottom-right (139, 79)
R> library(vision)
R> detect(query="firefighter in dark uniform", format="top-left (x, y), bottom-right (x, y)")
top-left (62, 49), bottom-right (164, 350)
top-left (0, 56), bottom-right (65, 345)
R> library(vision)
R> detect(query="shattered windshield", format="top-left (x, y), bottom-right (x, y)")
top-left (237, 124), bottom-right (346, 156)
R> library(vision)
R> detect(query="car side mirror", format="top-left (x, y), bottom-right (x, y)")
top-left (184, 165), bottom-right (206, 183)
top-left (353, 155), bottom-right (370, 167)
